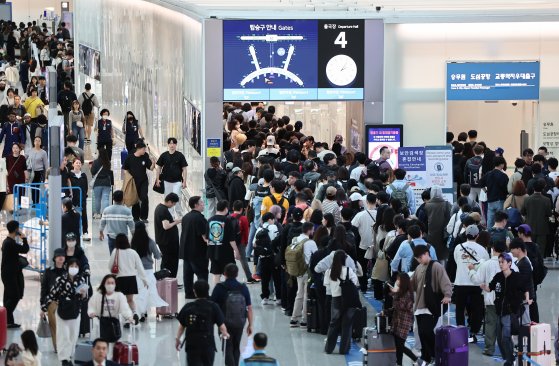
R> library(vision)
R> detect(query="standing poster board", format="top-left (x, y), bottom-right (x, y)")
top-left (365, 124), bottom-right (403, 170)
top-left (398, 145), bottom-right (454, 209)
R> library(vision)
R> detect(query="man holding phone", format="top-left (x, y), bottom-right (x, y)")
top-left (1, 220), bottom-right (29, 328)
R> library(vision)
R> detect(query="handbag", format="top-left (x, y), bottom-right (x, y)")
top-left (89, 166), bottom-right (103, 188)
top-left (57, 296), bottom-right (81, 320)
top-left (154, 268), bottom-right (171, 281)
top-left (111, 249), bottom-right (119, 274)
top-left (36, 317), bottom-right (51, 338)
top-left (17, 255), bottom-right (29, 269)
top-left (152, 181), bottom-right (165, 194)
top-left (99, 294), bottom-right (121, 342)
top-left (339, 267), bottom-right (362, 310)
top-left (2, 194), bottom-right (14, 211)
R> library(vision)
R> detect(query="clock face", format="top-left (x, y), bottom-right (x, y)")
top-left (325, 54), bottom-right (357, 87)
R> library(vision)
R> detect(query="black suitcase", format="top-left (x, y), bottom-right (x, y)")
top-left (375, 314), bottom-right (390, 334)
top-left (306, 298), bottom-right (319, 333)
top-left (352, 306), bottom-right (367, 340)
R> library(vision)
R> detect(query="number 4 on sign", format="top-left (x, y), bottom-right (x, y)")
top-left (334, 31), bottom-right (347, 48)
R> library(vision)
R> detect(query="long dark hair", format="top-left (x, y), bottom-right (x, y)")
top-left (97, 147), bottom-right (111, 170)
top-left (331, 224), bottom-right (350, 252)
top-left (313, 225), bottom-right (329, 248)
top-left (20, 330), bottom-right (38, 356)
top-left (131, 221), bottom-right (150, 258)
top-left (396, 272), bottom-right (412, 297)
top-left (115, 234), bottom-right (131, 249)
top-left (330, 249), bottom-right (347, 281)
top-left (323, 213), bottom-right (335, 229)
top-left (126, 110), bottom-right (137, 122)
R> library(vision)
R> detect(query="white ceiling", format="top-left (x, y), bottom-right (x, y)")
top-left (168, 0), bottom-right (559, 19)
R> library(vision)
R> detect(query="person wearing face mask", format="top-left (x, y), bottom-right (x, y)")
top-left (64, 231), bottom-right (93, 339)
top-left (42, 258), bottom-right (87, 366)
top-left (123, 111), bottom-right (143, 154)
top-left (95, 109), bottom-right (114, 160)
top-left (40, 248), bottom-right (67, 352)
top-left (88, 274), bottom-right (134, 345)
top-left (69, 158), bottom-right (90, 241)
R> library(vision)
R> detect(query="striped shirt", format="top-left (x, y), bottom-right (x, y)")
top-left (100, 203), bottom-right (135, 238)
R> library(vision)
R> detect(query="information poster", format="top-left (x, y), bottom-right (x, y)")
top-left (541, 121), bottom-right (559, 157)
top-left (78, 44), bottom-right (100, 81)
top-left (446, 61), bottom-right (540, 101)
top-left (398, 145), bottom-right (454, 208)
top-left (184, 99), bottom-right (201, 155)
top-left (223, 19), bottom-right (364, 101)
top-left (365, 125), bottom-right (402, 170)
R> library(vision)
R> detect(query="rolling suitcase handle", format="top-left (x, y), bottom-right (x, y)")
top-left (440, 303), bottom-right (451, 327)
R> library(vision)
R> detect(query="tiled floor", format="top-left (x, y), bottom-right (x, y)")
top-left (1, 140), bottom-right (558, 365)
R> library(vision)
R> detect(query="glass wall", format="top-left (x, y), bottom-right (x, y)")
top-left (74, 0), bottom-right (205, 195)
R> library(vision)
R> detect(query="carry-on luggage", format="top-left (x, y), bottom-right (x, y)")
top-left (518, 323), bottom-right (554, 366)
top-left (375, 313), bottom-right (390, 334)
top-left (362, 326), bottom-right (397, 365)
top-left (74, 319), bottom-right (94, 364)
top-left (306, 298), bottom-right (319, 333)
top-left (435, 304), bottom-right (469, 366)
top-left (113, 327), bottom-right (139, 366)
top-left (352, 306), bottom-right (367, 340)
top-left (120, 148), bottom-right (128, 168)
top-left (156, 277), bottom-right (178, 318)
top-left (0, 306), bottom-right (6, 351)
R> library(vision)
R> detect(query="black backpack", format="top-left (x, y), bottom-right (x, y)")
top-left (81, 92), bottom-right (94, 115)
top-left (464, 156), bottom-right (483, 187)
top-left (408, 241), bottom-right (432, 272)
top-left (228, 215), bottom-right (242, 246)
top-left (268, 195), bottom-right (287, 222)
top-left (182, 300), bottom-right (214, 349)
top-left (254, 226), bottom-right (273, 257)
top-left (221, 283), bottom-right (247, 329)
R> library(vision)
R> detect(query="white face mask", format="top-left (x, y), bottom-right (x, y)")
top-left (105, 284), bottom-right (115, 294)
top-left (101, 115), bottom-right (107, 120)
top-left (66, 240), bottom-right (76, 248)
top-left (68, 267), bottom-right (79, 276)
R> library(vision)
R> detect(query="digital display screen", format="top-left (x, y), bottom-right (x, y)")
top-left (223, 20), bottom-right (364, 101)
top-left (366, 125), bottom-right (403, 169)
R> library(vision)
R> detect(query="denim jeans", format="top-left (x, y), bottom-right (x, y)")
top-left (72, 124), bottom-right (85, 149)
top-left (487, 200), bottom-right (504, 229)
top-left (108, 236), bottom-right (115, 254)
top-left (246, 217), bottom-right (259, 259)
top-left (497, 314), bottom-right (514, 366)
top-left (93, 186), bottom-right (111, 215)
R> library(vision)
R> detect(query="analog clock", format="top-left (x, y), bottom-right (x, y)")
top-left (325, 54), bottom-right (357, 87)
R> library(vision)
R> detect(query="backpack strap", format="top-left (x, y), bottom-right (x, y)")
top-left (269, 195), bottom-right (278, 205)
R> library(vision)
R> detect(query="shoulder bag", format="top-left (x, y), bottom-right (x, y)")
top-left (99, 294), bottom-right (122, 342)
top-left (339, 267), bottom-right (362, 310)
top-left (111, 249), bottom-right (119, 274)
top-left (89, 165), bottom-right (103, 188)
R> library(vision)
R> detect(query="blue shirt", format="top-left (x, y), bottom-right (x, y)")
top-left (240, 350), bottom-right (280, 366)
top-left (390, 238), bottom-right (438, 273)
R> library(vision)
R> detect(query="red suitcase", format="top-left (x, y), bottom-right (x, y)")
top-left (113, 327), bottom-right (139, 365)
top-left (0, 307), bottom-right (6, 350)
top-left (156, 277), bottom-right (178, 318)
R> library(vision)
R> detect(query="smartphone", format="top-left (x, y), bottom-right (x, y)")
top-left (386, 282), bottom-right (394, 289)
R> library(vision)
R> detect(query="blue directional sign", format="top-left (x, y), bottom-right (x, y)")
top-left (446, 61), bottom-right (540, 101)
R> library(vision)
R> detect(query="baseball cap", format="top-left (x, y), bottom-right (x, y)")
top-left (266, 135), bottom-right (276, 146)
top-left (231, 167), bottom-right (242, 174)
top-left (326, 186), bottom-right (337, 197)
top-left (350, 186), bottom-right (361, 194)
top-left (65, 232), bottom-right (77, 240)
top-left (495, 147), bottom-right (504, 155)
top-left (53, 248), bottom-right (66, 260)
top-left (465, 224), bottom-right (479, 237)
top-left (292, 207), bottom-right (304, 221)
top-left (23, 113), bottom-right (31, 118)
top-left (349, 192), bottom-right (363, 202)
top-left (225, 162), bottom-right (234, 170)
top-left (135, 141), bottom-right (147, 149)
top-left (517, 224), bottom-right (532, 235)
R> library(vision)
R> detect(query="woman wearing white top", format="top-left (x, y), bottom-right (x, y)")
top-left (88, 274), bottom-right (134, 335)
top-left (108, 234), bottom-right (148, 326)
top-left (19, 330), bottom-right (41, 366)
top-left (323, 249), bottom-right (359, 355)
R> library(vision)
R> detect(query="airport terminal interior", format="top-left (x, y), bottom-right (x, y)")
top-left (2, 0), bottom-right (559, 365)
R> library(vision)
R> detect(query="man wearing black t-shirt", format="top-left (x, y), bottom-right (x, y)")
top-left (154, 193), bottom-right (181, 278)
top-left (123, 141), bottom-right (155, 222)
top-left (155, 137), bottom-right (188, 215)
top-left (207, 200), bottom-right (241, 284)
top-left (180, 196), bottom-right (209, 299)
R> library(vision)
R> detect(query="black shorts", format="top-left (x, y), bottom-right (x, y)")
top-left (210, 259), bottom-right (234, 275)
top-left (115, 276), bottom-right (138, 295)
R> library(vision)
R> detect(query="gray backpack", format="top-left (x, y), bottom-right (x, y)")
top-left (221, 283), bottom-right (247, 328)
top-left (389, 183), bottom-right (410, 210)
